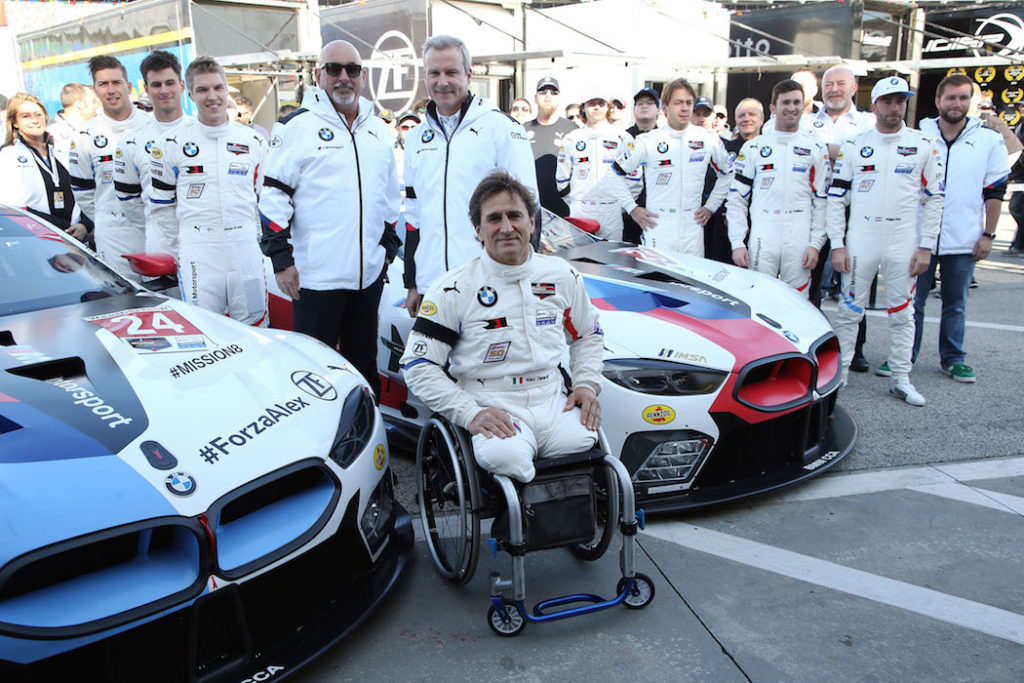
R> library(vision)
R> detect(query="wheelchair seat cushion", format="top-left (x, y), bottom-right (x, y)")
top-left (533, 446), bottom-right (607, 473)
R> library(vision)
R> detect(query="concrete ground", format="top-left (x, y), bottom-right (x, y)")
top-left (298, 210), bottom-right (1024, 681)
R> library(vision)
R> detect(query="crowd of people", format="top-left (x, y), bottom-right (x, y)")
top-left (0, 37), bottom-right (1017, 439)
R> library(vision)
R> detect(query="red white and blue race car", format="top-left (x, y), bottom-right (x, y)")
top-left (367, 212), bottom-right (857, 513)
top-left (0, 207), bottom-right (412, 681)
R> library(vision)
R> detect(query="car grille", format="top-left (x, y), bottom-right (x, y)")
top-left (698, 391), bottom-right (839, 488)
top-left (0, 519), bottom-right (207, 639)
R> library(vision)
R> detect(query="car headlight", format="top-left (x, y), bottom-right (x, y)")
top-left (360, 473), bottom-right (395, 556)
top-left (329, 387), bottom-right (376, 468)
top-left (602, 359), bottom-right (727, 395)
top-left (635, 437), bottom-right (711, 484)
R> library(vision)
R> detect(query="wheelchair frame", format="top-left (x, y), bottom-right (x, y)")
top-left (416, 415), bottom-right (654, 636)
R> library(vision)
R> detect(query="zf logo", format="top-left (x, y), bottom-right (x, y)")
top-left (291, 371), bottom-right (338, 401)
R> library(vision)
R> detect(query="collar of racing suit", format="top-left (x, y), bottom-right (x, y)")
top-left (479, 248), bottom-right (535, 283)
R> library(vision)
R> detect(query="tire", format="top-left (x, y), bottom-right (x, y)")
top-left (569, 471), bottom-right (618, 561)
top-left (416, 417), bottom-right (480, 584)
top-left (617, 572), bottom-right (655, 609)
top-left (487, 601), bottom-right (526, 636)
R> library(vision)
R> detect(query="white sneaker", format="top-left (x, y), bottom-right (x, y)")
top-left (890, 380), bottom-right (925, 406)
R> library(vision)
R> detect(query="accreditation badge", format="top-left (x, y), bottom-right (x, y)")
top-left (53, 191), bottom-right (65, 210)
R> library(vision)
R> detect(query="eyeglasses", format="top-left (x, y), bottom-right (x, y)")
top-left (321, 62), bottom-right (362, 78)
top-left (715, 112), bottom-right (727, 119)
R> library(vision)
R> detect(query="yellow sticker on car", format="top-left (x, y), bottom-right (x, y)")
top-left (642, 404), bottom-right (675, 425)
top-left (374, 443), bottom-right (386, 470)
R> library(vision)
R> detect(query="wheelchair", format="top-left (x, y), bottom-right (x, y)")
top-left (415, 414), bottom-right (655, 636)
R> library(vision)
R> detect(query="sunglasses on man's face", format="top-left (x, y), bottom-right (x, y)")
top-left (715, 112), bottom-right (727, 119)
top-left (321, 62), bottom-right (362, 78)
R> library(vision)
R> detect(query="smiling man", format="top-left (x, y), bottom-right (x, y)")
top-left (68, 55), bottom-right (151, 278)
top-left (400, 170), bottom-right (603, 482)
top-left (148, 56), bottom-right (269, 326)
top-left (114, 50), bottom-right (191, 257)
top-left (402, 34), bottom-right (538, 318)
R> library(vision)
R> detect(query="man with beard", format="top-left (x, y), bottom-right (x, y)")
top-left (827, 77), bottom-right (944, 406)
top-left (259, 40), bottom-right (400, 397)
top-left (911, 73), bottom-right (1009, 385)
top-left (68, 55), bottom-right (151, 279)
top-left (525, 77), bottom-right (577, 217)
top-left (402, 34), bottom-right (537, 317)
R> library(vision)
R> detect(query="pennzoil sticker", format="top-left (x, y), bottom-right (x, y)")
top-left (642, 404), bottom-right (675, 425)
top-left (419, 300), bottom-right (437, 316)
top-left (374, 444), bottom-right (386, 470)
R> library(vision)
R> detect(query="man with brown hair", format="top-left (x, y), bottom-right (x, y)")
top-left (49, 83), bottom-right (98, 168)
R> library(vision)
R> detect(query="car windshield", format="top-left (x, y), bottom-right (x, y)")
top-left (0, 212), bottom-right (135, 316)
top-left (537, 209), bottom-right (601, 255)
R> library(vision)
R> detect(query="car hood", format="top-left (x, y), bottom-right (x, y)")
top-left (559, 242), bottom-right (834, 368)
top-left (0, 292), bottom-right (365, 561)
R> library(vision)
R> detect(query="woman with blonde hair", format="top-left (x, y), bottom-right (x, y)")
top-left (0, 92), bottom-right (89, 240)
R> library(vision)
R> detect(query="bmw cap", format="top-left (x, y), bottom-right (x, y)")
top-left (871, 76), bottom-right (914, 104)
top-left (634, 87), bottom-right (660, 106)
top-left (694, 95), bottom-right (713, 112)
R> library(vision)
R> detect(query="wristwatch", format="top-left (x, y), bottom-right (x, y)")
top-left (982, 232), bottom-right (997, 239)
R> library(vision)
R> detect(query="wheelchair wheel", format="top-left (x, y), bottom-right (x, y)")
top-left (487, 601), bottom-right (526, 637)
top-left (569, 471), bottom-right (618, 561)
top-left (617, 572), bottom-right (655, 609)
top-left (416, 417), bottom-right (480, 584)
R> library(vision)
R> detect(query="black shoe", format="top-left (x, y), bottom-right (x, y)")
top-left (850, 352), bottom-right (869, 373)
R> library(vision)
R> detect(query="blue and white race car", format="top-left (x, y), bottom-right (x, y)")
top-left (0, 207), bottom-right (412, 681)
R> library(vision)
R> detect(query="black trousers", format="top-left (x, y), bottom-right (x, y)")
top-left (292, 266), bottom-right (386, 399)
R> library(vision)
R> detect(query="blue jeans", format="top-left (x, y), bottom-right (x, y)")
top-left (912, 253), bottom-right (974, 367)
top-left (1010, 191), bottom-right (1024, 249)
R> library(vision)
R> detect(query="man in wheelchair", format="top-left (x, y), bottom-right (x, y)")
top-left (400, 169), bottom-right (604, 483)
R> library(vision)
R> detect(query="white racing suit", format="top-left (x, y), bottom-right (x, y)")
top-left (555, 124), bottom-right (639, 240)
top-left (726, 129), bottom-right (831, 294)
top-left (149, 120), bottom-right (269, 326)
top-left (826, 125), bottom-right (945, 382)
top-left (113, 115), bottom-right (190, 255)
top-left (600, 124), bottom-right (731, 256)
top-left (68, 107), bottom-right (151, 278)
top-left (400, 251), bottom-right (604, 482)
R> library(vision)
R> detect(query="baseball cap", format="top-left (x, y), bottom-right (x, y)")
top-left (536, 76), bottom-right (560, 93)
top-left (871, 76), bottom-right (914, 104)
top-left (694, 95), bottom-right (713, 112)
top-left (634, 87), bottom-right (660, 105)
top-left (398, 112), bottom-right (421, 125)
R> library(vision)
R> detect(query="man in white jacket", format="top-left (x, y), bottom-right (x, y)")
top-left (259, 40), bottom-right (401, 397)
top-left (400, 171), bottom-right (603, 483)
top-left (402, 34), bottom-right (538, 317)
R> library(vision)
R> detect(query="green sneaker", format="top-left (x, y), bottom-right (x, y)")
top-left (944, 364), bottom-right (976, 383)
top-left (874, 362), bottom-right (892, 377)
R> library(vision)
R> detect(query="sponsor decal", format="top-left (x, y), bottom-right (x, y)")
top-left (3, 345), bottom-right (53, 364)
top-left (145, 140), bottom-right (155, 154)
top-left (168, 344), bottom-right (244, 379)
top-left (689, 153), bottom-right (705, 162)
top-left (198, 396), bottom-right (312, 464)
top-left (477, 286), bottom-right (497, 307)
top-left (183, 142), bottom-right (199, 157)
top-left (184, 165), bottom-right (203, 174)
top-left (421, 129), bottom-right (434, 143)
top-left (101, 170), bottom-right (113, 184)
top-left (894, 163), bottom-right (915, 175)
top-left (228, 162), bottom-right (248, 175)
top-left (226, 142), bottom-right (249, 155)
top-left (151, 146), bottom-right (163, 159)
top-left (603, 140), bottom-right (618, 149)
top-left (783, 330), bottom-right (799, 343)
top-left (759, 146), bottom-right (772, 157)
top-left (114, 148), bottom-right (123, 158)
top-left (318, 128), bottom-right (334, 141)
top-left (688, 140), bottom-right (704, 150)
top-left (165, 471), bottom-right (197, 496)
top-left (859, 146), bottom-right (873, 158)
top-left (510, 130), bottom-right (527, 141)
top-left (270, 135), bottom-right (282, 148)
top-left (859, 165), bottom-right (876, 173)
top-left (803, 450), bottom-right (841, 471)
top-left (536, 310), bottom-right (558, 326)
top-left (419, 300), bottom-right (437, 316)
top-left (85, 306), bottom-right (211, 354)
top-left (793, 146), bottom-right (811, 156)
top-left (657, 141), bottom-right (669, 153)
top-left (896, 146), bottom-right (917, 156)
top-left (187, 183), bottom-right (205, 199)
top-left (510, 373), bottom-right (549, 386)
top-left (374, 444), bottom-right (386, 470)
top-left (760, 177), bottom-right (774, 190)
top-left (792, 162), bottom-right (808, 173)
top-left (656, 172), bottom-right (672, 184)
top-left (484, 341), bottom-right (510, 363)
top-left (657, 349), bottom-right (708, 363)
top-left (642, 404), bottom-right (676, 425)
top-left (483, 317), bottom-right (509, 330)
top-left (575, 140), bottom-right (586, 151)
top-left (16, 154), bottom-right (28, 164)
top-left (531, 282), bottom-right (556, 299)
top-left (141, 440), bottom-right (178, 470)
top-left (240, 665), bottom-right (285, 683)
top-left (411, 340), bottom-right (427, 356)
top-left (94, 134), bottom-right (108, 148)
top-left (47, 379), bottom-right (134, 428)
top-left (291, 371), bottom-right (338, 401)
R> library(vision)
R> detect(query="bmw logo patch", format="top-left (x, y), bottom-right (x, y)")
top-left (860, 146), bottom-right (874, 158)
top-left (477, 286), bottom-right (498, 307)
top-left (183, 142), bottom-right (199, 157)
top-left (318, 127), bottom-right (334, 141)
top-left (813, 120), bottom-right (825, 128)
top-left (144, 140), bottom-right (154, 154)
top-left (760, 146), bottom-right (772, 158)
top-left (657, 141), bottom-right (669, 153)
top-left (783, 330), bottom-right (799, 343)
top-left (94, 134), bottom-right (108, 148)
top-left (16, 155), bottom-right (27, 163)
top-left (890, 77), bottom-right (900, 85)
top-left (576, 140), bottom-right (586, 151)
top-left (422, 129), bottom-right (434, 143)
top-left (165, 471), bottom-right (197, 496)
